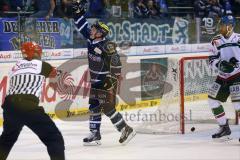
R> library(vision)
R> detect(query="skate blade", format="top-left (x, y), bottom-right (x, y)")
top-left (121, 130), bottom-right (137, 146)
top-left (83, 140), bottom-right (101, 146)
top-left (213, 135), bottom-right (232, 142)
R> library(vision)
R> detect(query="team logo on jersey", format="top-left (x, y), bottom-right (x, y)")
top-left (89, 53), bottom-right (101, 62)
top-left (11, 61), bottom-right (38, 73)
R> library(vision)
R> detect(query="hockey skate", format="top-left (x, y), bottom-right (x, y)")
top-left (83, 131), bottom-right (101, 146)
top-left (212, 120), bottom-right (231, 141)
top-left (119, 125), bottom-right (136, 145)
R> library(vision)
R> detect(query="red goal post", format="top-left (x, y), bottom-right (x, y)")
top-left (179, 56), bottom-right (239, 134)
top-left (136, 54), bottom-right (239, 135)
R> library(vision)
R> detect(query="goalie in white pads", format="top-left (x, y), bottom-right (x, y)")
top-left (208, 15), bottom-right (240, 140)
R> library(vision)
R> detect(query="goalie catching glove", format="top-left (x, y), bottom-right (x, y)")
top-left (216, 57), bottom-right (239, 73)
top-left (72, 0), bottom-right (88, 16)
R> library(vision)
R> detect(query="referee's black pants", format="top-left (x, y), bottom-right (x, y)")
top-left (0, 96), bottom-right (65, 160)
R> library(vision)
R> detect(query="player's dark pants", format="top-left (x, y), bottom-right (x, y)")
top-left (0, 96), bottom-right (65, 160)
top-left (89, 82), bottom-right (126, 132)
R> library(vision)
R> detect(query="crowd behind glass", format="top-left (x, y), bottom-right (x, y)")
top-left (0, 0), bottom-right (239, 19)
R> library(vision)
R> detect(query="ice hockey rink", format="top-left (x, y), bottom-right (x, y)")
top-left (0, 108), bottom-right (239, 160)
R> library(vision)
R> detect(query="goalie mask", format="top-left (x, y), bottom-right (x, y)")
top-left (21, 42), bottom-right (42, 60)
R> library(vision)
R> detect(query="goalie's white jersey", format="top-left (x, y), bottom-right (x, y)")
top-left (209, 32), bottom-right (240, 80)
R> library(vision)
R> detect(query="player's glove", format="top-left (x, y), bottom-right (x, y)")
top-left (229, 57), bottom-right (239, 66)
top-left (217, 60), bottom-right (235, 73)
top-left (102, 75), bottom-right (118, 91)
top-left (102, 76), bottom-right (114, 91)
top-left (72, 0), bottom-right (87, 17)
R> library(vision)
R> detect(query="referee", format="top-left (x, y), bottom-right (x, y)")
top-left (0, 42), bottom-right (65, 160)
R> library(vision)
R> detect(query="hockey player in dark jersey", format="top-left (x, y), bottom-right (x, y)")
top-left (73, 0), bottom-right (136, 146)
top-left (0, 42), bottom-right (65, 160)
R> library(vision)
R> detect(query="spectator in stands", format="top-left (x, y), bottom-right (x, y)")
top-left (194, 0), bottom-right (208, 18)
top-left (16, 0), bottom-right (35, 12)
top-left (54, 0), bottom-right (72, 18)
top-left (62, 0), bottom-right (74, 18)
top-left (54, 0), bottom-right (66, 18)
top-left (8, 0), bottom-right (33, 12)
top-left (0, 0), bottom-right (10, 17)
top-left (207, 0), bottom-right (224, 18)
top-left (132, 0), bottom-right (150, 18)
top-left (146, 0), bottom-right (161, 18)
top-left (85, 0), bottom-right (109, 18)
top-left (9, 0), bottom-right (24, 11)
top-left (219, 0), bottom-right (233, 15)
top-left (1, 0), bottom-right (34, 17)
top-left (155, 0), bottom-right (168, 17)
top-left (234, 0), bottom-right (240, 16)
top-left (54, 0), bottom-right (63, 18)
top-left (30, 0), bottom-right (55, 19)
top-left (128, 0), bottom-right (135, 17)
top-left (194, 0), bottom-right (223, 18)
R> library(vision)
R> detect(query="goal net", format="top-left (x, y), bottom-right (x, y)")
top-left (136, 55), bottom-right (239, 134)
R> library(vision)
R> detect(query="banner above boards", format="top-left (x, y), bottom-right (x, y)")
top-left (0, 18), bottom-right (73, 51)
top-left (0, 17), bottom-right (188, 51)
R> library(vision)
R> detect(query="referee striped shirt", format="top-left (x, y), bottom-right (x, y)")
top-left (7, 59), bottom-right (53, 98)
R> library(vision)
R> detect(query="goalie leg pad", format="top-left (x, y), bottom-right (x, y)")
top-left (208, 98), bottom-right (221, 109)
top-left (230, 83), bottom-right (240, 103)
top-left (208, 98), bottom-right (227, 125)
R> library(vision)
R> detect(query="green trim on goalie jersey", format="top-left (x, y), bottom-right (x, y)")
top-left (212, 105), bottom-right (225, 117)
top-left (217, 43), bottom-right (240, 50)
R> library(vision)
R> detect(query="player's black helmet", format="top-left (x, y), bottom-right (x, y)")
top-left (92, 21), bottom-right (110, 37)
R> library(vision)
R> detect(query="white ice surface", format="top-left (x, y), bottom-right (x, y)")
top-left (0, 111), bottom-right (239, 160)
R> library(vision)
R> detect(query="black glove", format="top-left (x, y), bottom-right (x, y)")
top-left (72, 0), bottom-right (87, 16)
top-left (217, 60), bottom-right (235, 73)
top-left (102, 76), bottom-right (114, 90)
top-left (102, 75), bottom-right (119, 91)
top-left (229, 57), bottom-right (239, 66)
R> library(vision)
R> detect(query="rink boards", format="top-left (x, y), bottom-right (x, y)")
top-left (0, 52), bottom-right (218, 126)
